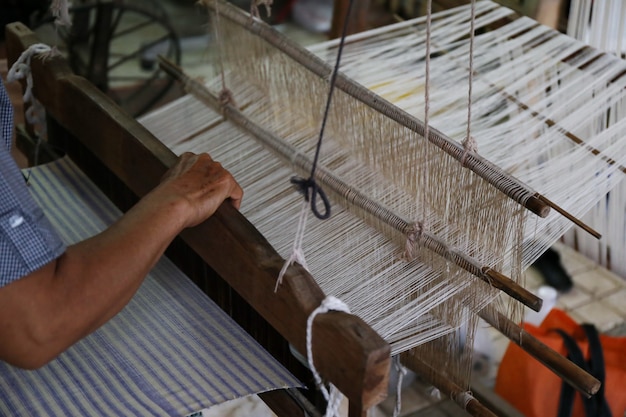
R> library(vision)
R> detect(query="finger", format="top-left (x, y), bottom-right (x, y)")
top-left (228, 182), bottom-right (244, 210)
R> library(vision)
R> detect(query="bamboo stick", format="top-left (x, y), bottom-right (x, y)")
top-left (159, 56), bottom-right (543, 312)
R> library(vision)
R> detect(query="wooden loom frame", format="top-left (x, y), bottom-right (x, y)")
top-left (5, 14), bottom-right (602, 416)
top-left (5, 22), bottom-right (389, 417)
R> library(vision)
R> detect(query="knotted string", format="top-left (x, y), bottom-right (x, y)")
top-left (291, 0), bottom-right (356, 220)
top-left (7, 43), bottom-right (52, 137)
top-left (212, 0), bottom-right (237, 112)
top-left (404, 221), bottom-right (425, 260)
top-left (306, 296), bottom-right (351, 417)
top-left (460, 135), bottom-right (478, 166)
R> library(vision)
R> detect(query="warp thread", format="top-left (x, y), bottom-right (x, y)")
top-left (392, 356), bottom-right (408, 417)
top-left (275, 199), bottom-right (310, 292)
top-left (306, 296), bottom-right (351, 417)
top-left (7, 43), bottom-right (53, 137)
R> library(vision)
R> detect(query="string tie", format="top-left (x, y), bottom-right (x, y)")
top-left (7, 43), bottom-right (52, 136)
top-left (404, 221), bottom-right (424, 260)
top-left (460, 135), bottom-right (478, 166)
top-left (306, 296), bottom-right (350, 417)
top-left (218, 88), bottom-right (237, 110)
top-left (275, 200), bottom-right (310, 292)
top-left (291, 176), bottom-right (331, 220)
top-left (250, 0), bottom-right (273, 19)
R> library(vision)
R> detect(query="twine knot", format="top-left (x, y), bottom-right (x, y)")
top-left (404, 221), bottom-right (424, 260)
top-left (218, 88), bottom-right (237, 109)
top-left (460, 135), bottom-right (478, 166)
top-left (7, 43), bottom-right (53, 136)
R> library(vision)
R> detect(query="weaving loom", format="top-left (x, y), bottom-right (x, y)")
top-left (6, 0), bottom-right (626, 414)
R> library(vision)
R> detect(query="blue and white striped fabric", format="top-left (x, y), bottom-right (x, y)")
top-left (0, 156), bottom-right (301, 416)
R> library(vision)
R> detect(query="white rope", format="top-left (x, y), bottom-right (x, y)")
top-left (275, 199), bottom-right (310, 292)
top-left (306, 296), bottom-right (350, 417)
top-left (7, 43), bottom-right (52, 136)
top-left (392, 356), bottom-right (408, 417)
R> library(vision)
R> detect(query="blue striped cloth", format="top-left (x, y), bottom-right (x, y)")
top-left (0, 156), bottom-right (301, 416)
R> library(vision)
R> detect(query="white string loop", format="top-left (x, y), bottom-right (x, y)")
top-left (306, 296), bottom-right (350, 417)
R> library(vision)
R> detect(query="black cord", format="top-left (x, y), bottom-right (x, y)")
top-left (291, 0), bottom-right (355, 220)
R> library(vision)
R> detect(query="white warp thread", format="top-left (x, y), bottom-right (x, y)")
top-left (306, 296), bottom-right (350, 417)
top-left (7, 43), bottom-right (52, 136)
top-left (275, 200), bottom-right (310, 292)
top-left (392, 356), bottom-right (408, 417)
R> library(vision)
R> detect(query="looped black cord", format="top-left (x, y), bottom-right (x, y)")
top-left (291, 176), bottom-right (331, 219)
top-left (293, 0), bottom-right (355, 221)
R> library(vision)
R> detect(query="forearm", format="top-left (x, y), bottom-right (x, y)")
top-left (0, 152), bottom-right (242, 369)
top-left (0, 190), bottom-right (187, 368)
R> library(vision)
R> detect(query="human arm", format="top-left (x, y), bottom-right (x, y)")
top-left (0, 152), bottom-right (243, 369)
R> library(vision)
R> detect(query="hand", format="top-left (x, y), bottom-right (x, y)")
top-left (157, 152), bottom-right (243, 228)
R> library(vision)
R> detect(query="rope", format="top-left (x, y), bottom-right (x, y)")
top-left (7, 43), bottom-right (52, 137)
top-left (212, 0), bottom-right (233, 110)
top-left (463, 0), bottom-right (477, 160)
top-left (275, 199), bottom-right (310, 292)
top-left (291, 0), bottom-right (356, 220)
top-left (392, 356), bottom-right (408, 417)
top-left (306, 296), bottom-right (351, 417)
